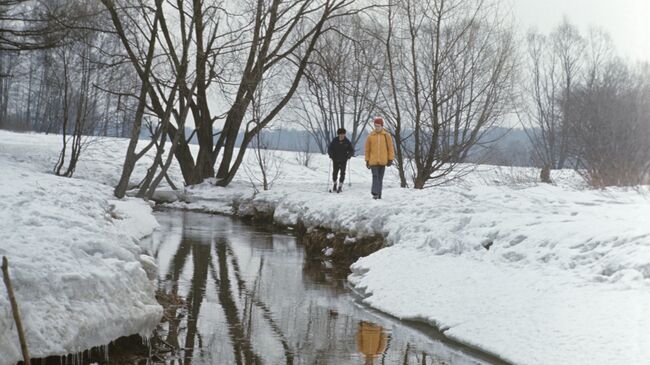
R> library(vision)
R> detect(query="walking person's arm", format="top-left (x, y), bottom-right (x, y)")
top-left (386, 134), bottom-right (395, 165)
top-left (364, 137), bottom-right (371, 168)
top-left (327, 139), bottom-right (334, 159)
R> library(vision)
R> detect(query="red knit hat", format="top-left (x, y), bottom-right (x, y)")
top-left (373, 117), bottom-right (384, 126)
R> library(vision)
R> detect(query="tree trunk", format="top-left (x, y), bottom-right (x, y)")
top-left (169, 125), bottom-right (199, 185)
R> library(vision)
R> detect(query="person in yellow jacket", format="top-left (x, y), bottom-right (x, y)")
top-left (356, 321), bottom-right (388, 364)
top-left (364, 117), bottom-right (395, 199)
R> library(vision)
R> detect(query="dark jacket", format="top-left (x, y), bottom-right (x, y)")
top-left (328, 137), bottom-right (354, 162)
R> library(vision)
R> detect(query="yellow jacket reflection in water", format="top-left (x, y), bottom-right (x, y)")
top-left (356, 321), bottom-right (387, 364)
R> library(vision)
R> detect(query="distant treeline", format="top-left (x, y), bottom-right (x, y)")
top-left (184, 126), bottom-right (534, 167)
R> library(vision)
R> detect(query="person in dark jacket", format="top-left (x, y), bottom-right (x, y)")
top-left (328, 127), bottom-right (354, 193)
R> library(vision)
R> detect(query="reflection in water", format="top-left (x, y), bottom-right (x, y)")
top-left (356, 322), bottom-right (387, 365)
top-left (144, 210), bottom-right (492, 365)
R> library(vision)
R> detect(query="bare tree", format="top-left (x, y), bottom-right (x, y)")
top-left (292, 13), bottom-right (382, 154)
top-left (0, 0), bottom-right (65, 51)
top-left (101, 0), bottom-right (361, 191)
top-left (52, 42), bottom-right (95, 177)
top-left (243, 81), bottom-right (284, 192)
top-left (0, 49), bottom-right (19, 126)
top-left (568, 29), bottom-right (650, 187)
top-left (0, 0), bottom-right (64, 129)
top-left (294, 136), bottom-right (313, 168)
top-left (0, 0), bottom-right (138, 139)
top-left (519, 19), bottom-right (585, 173)
top-left (380, 0), bottom-right (516, 189)
top-left (519, 24), bottom-right (650, 187)
top-left (213, 0), bottom-right (362, 187)
top-left (244, 128), bottom-right (283, 192)
top-left (371, 0), bottom-right (407, 187)
top-left (101, 0), bottom-right (193, 197)
top-left (46, 0), bottom-right (115, 177)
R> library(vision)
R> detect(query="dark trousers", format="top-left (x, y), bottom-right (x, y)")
top-left (371, 166), bottom-right (385, 196)
top-left (332, 160), bottom-right (347, 183)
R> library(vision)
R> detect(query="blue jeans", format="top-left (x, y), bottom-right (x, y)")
top-left (371, 166), bottom-right (385, 196)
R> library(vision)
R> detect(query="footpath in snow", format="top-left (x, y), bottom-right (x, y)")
top-left (0, 132), bottom-right (161, 365)
top-left (1, 130), bottom-right (649, 365)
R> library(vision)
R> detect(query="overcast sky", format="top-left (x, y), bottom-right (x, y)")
top-left (510, 0), bottom-right (650, 63)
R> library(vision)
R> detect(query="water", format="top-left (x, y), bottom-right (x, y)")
top-left (144, 210), bottom-right (497, 365)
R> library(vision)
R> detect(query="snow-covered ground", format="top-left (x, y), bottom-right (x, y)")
top-left (1, 130), bottom-right (649, 364)
top-left (0, 132), bottom-right (161, 365)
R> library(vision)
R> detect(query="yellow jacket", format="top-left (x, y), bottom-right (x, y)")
top-left (365, 129), bottom-right (395, 166)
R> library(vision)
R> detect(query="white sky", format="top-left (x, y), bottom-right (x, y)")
top-left (510, 0), bottom-right (650, 63)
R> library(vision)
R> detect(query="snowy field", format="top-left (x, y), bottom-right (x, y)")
top-left (1, 130), bottom-right (649, 364)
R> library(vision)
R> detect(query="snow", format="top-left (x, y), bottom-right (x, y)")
top-left (1, 130), bottom-right (649, 364)
top-left (349, 249), bottom-right (650, 365)
top-left (0, 132), bottom-right (162, 365)
top-left (167, 138), bottom-right (650, 364)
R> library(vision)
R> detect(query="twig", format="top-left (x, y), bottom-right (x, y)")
top-left (2, 256), bottom-right (31, 365)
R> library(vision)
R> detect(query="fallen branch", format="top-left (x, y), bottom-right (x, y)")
top-left (2, 256), bottom-right (31, 365)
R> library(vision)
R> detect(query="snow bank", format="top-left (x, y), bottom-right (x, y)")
top-left (0, 132), bottom-right (161, 365)
top-left (349, 248), bottom-right (650, 365)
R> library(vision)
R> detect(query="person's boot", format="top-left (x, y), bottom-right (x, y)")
top-left (337, 183), bottom-right (342, 193)
top-left (332, 182), bottom-right (337, 193)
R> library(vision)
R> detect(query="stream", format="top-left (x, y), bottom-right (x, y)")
top-left (140, 209), bottom-right (498, 365)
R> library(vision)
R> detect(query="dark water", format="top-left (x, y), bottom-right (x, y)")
top-left (143, 210), bottom-right (493, 365)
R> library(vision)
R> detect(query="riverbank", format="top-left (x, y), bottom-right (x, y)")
top-left (163, 160), bottom-right (650, 365)
top-left (165, 176), bottom-right (650, 365)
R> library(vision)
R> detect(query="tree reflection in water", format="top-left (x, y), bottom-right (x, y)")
top-left (149, 211), bottom-right (491, 365)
